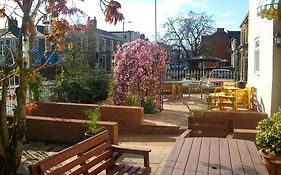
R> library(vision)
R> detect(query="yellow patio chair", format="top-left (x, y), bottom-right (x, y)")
top-left (222, 81), bottom-right (238, 87)
top-left (233, 88), bottom-right (251, 111)
top-left (245, 84), bottom-right (258, 111)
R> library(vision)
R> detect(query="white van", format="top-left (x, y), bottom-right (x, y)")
top-left (207, 69), bottom-right (235, 87)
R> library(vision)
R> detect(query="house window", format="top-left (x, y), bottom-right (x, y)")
top-left (110, 40), bottom-right (114, 52)
top-left (102, 54), bottom-right (106, 69)
top-left (0, 45), bottom-right (4, 66)
top-left (116, 41), bottom-right (121, 50)
top-left (102, 38), bottom-right (106, 51)
top-left (254, 38), bottom-right (260, 75)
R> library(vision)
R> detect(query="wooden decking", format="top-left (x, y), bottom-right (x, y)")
top-left (161, 137), bottom-right (269, 175)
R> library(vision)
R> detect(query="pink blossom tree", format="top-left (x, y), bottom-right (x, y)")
top-left (113, 39), bottom-right (167, 111)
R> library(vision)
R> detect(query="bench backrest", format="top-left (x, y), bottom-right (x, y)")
top-left (29, 130), bottom-right (114, 175)
top-left (188, 117), bottom-right (233, 138)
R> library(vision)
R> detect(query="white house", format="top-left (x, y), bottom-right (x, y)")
top-left (248, 0), bottom-right (281, 115)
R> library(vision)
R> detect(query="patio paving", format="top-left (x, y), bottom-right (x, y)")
top-left (18, 94), bottom-right (205, 175)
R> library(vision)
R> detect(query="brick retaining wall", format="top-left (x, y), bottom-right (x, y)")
top-left (30, 102), bottom-right (144, 134)
top-left (201, 110), bottom-right (268, 141)
top-left (203, 110), bottom-right (267, 129)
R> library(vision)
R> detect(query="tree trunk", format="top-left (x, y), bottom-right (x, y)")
top-left (0, 1), bottom-right (32, 173)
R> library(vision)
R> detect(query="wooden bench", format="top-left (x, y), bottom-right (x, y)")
top-left (29, 130), bottom-right (151, 175)
top-left (186, 117), bottom-right (234, 138)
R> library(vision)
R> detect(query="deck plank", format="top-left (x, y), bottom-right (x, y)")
top-left (219, 138), bottom-right (232, 175)
top-left (161, 138), bottom-right (185, 175)
top-left (237, 140), bottom-right (257, 175)
top-left (197, 137), bottom-right (210, 175)
top-left (245, 141), bottom-right (269, 175)
top-left (172, 138), bottom-right (193, 175)
top-left (228, 139), bottom-right (244, 175)
top-left (185, 137), bottom-right (202, 175)
top-left (209, 138), bottom-right (220, 175)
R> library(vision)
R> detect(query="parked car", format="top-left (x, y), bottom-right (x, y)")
top-left (207, 69), bottom-right (235, 87)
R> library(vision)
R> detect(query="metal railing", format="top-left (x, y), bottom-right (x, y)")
top-left (165, 69), bottom-right (240, 81)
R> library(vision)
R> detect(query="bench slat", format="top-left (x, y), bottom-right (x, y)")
top-left (47, 142), bottom-right (112, 175)
top-left (39, 130), bottom-right (110, 172)
top-left (127, 166), bottom-right (141, 174)
top-left (88, 158), bottom-right (116, 175)
top-left (29, 130), bottom-right (151, 175)
top-left (69, 150), bottom-right (114, 175)
top-left (107, 164), bottom-right (126, 175)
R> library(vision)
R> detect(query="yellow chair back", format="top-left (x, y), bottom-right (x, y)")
top-left (223, 81), bottom-right (237, 87)
top-left (234, 88), bottom-right (250, 111)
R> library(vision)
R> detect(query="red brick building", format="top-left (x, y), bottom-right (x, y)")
top-left (201, 28), bottom-right (240, 69)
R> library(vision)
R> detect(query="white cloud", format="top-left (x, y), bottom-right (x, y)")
top-left (221, 12), bottom-right (231, 17)
top-left (0, 0), bottom-right (211, 41)
top-left (215, 20), bottom-right (238, 30)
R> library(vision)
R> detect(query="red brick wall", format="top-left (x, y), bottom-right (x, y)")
top-left (100, 105), bottom-right (144, 133)
top-left (23, 116), bottom-right (118, 144)
top-left (30, 102), bottom-right (98, 119)
top-left (30, 102), bottom-right (144, 133)
top-left (25, 116), bottom-right (87, 144)
top-left (203, 111), bottom-right (268, 129)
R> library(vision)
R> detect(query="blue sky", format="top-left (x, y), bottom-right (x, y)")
top-left (77, 0), bottom-right (249, 40)
top-left (0, 0), bottom-right (248, 41)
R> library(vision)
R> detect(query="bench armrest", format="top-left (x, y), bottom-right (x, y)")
top-left (179, 129), bottom-right (192, 138)
top-left (111, 145), bottom-right (151, 168)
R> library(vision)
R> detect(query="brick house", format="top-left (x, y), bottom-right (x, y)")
top-left (238, 13), bottom-right (249, 81)
top-left (201, 28), bottom-right (240, 69)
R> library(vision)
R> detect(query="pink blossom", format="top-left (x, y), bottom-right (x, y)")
top-left (111, 39), bottom-right (167, 110)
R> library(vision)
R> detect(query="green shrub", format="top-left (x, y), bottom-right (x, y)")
top-left (256, 108), bottom-right (281, 156)
top-left (51, 65), bottom-right (110, 103)
top-left (143, 99), bottom-right (155, 114)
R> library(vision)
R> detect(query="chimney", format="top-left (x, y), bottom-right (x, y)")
top-left (93, 17), bottom-right (97, 29)
top-left (217, 28), bottom-right (225, 33)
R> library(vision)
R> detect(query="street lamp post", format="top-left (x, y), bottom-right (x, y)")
top-left (155, 0), bottom-right (157, 42)
top-left (122, 21), bottom-right (131, 41)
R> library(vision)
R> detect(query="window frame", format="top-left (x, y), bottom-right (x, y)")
top-left (254, 37), bottom-right (260, 75)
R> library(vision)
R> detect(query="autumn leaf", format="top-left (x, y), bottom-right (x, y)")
top-left (104, 0), bottom-right (124, 25)
top-left (27, 26), bottom-right (36, 34)
top-left (26, 103), bottom-right (38, 114)
top-left (0, 8), bottom-right (5, 18)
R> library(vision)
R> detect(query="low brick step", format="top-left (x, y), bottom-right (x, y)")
top-left (233, 129), bottom-right (258, 141)
top-left (140, 123), bottom-right (180, 135)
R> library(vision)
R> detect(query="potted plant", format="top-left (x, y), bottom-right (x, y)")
top-left (84, 107), bottom-right (105, 139)
top-left (256, 108), bottom-right (281, 175)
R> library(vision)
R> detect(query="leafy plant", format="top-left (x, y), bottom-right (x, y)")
top-left (182, 100), bottom-right (205, 117)
top-left (127, 92), bottom-right (138, 106)
top-left (52, 65), bottom-right (110, 103)
top-left (143, 98), bottom-right (155, 114)
top-left (28, 72), bottom-right (46, 101)
top-left (204, 93), bottom-right (213, 110)
top-left (85, 108), bottom-right (104, 135)
top-left (256, 108), bottom-right (281, 156)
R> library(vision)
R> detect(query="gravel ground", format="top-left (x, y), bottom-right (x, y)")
top-left (144, 94), bottom-right (206, 127)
